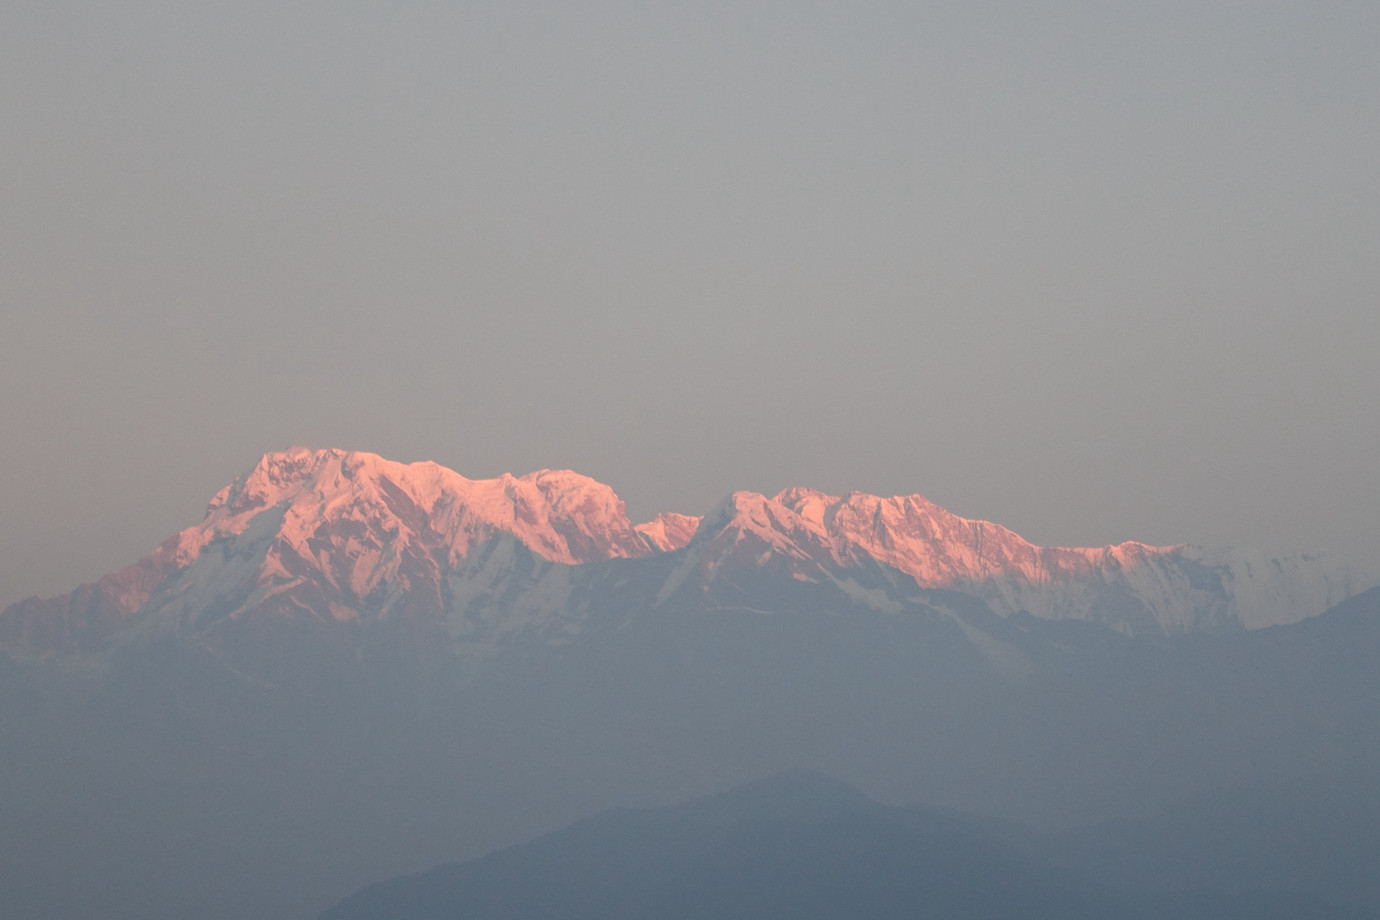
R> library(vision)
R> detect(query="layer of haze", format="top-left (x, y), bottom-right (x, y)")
top-left (2, 0), bottom-right (1377, 608)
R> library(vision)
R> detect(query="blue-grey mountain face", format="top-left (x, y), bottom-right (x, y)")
top-left (0, 450), bottom-right (1376, 920)
top-left (318, 771), bottom-right (1374, 920)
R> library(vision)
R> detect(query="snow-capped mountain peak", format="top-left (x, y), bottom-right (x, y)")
top-left (634, 512), bottom-right (703, 553)
top-left (670, 485), bottom-right (1368, 633)
top-left (694, 485), bottom-right (1171, 590)
top-left (194, 448), bottom-right (650, 567)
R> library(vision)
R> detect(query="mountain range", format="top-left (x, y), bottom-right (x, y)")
top-left (1, 447), bottom-right (1367, 659)
top-left (1, 448), bottom-right (1375, 920)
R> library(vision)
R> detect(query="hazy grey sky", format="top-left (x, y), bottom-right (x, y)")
top-left (2, 0), bottom-right (1377, 607)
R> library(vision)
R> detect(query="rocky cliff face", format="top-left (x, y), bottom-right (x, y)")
top-left (0, 448), bottom-right (1370, 657)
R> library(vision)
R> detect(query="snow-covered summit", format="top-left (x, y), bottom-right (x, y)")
top-left (678, 485), bottom-right (1172, 584)
top-left (196, 447), bottom-right (655, 568)
top-left (634, 512), bottom-right (703, 553)
top-left (670, 485), bottom-right (1367, 634)
top-left (773, 486), bottom-right (1172, 587)
top-left (0, 449), bottom-right (689, 654)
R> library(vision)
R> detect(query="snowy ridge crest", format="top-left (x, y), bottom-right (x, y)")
top-left (646, 487), bottom-right (1368, 634)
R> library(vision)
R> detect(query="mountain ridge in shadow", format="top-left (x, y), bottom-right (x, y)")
top-left (320, 770), bottom-right (1376, 920)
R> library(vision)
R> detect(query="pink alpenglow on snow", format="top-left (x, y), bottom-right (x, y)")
top-left (0, 448), bottom-right (1369, 657)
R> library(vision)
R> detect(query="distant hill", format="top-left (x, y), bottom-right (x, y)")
top-left (319, 770), bottom-right (1374, 920)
